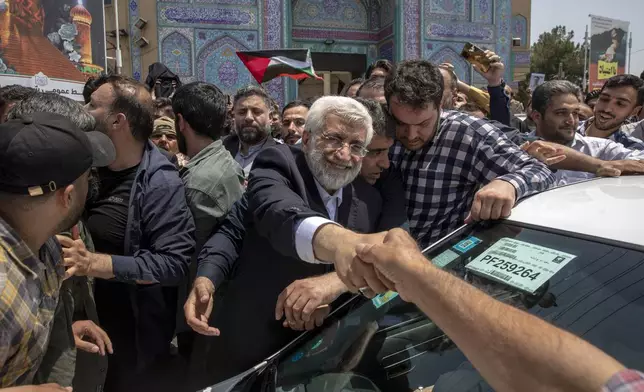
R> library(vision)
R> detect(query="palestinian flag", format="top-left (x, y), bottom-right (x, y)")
top-left (236, 49), bottom-right (322, 84)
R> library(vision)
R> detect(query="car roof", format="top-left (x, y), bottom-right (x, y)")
top-left (507, 176), bottom-right (644, 247)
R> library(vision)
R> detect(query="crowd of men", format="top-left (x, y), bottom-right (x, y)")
top-left (1, 53), bottom-right (644, 392)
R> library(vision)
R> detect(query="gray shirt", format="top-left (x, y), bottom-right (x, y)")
top-left (234, 137), bottom-right (271, 178)
top-left (181, 140), bottom-right (245, 249)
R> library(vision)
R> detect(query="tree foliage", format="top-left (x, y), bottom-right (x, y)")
top-left (529, 26), bottom-right (585, 86)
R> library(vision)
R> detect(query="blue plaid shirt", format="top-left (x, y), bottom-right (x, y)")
top-left (578, 118), bottom-right (644, 150)
top-left (390, 111), bottom-right (554, 248)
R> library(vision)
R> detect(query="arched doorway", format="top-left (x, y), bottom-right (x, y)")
top-left (286, 0), bottom-right (396, 99)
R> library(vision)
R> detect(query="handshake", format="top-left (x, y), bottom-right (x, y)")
top-left (313, 226), bottom-right (427, 302)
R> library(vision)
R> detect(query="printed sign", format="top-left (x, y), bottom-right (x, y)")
top-left (589, 15), bottom-right (630, 89)
top-left (529, 73), bottom-right (546, 91)
top-left (0, 0), bottom-right (106, 95)
top-left (0, 73), bottom-right (85, 101)
top-left (465, 238), bottom-right (576, 294)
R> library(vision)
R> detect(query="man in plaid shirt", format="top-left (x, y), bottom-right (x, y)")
top-left (384, 59), bottom-right (555, 248)
top-left (0, 113), bottom-right (114, 389)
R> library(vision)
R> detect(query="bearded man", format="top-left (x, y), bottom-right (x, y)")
top-left (223, 86), bottom-right (279, 179)
top-left (184, 96), bottom-right (402, 389)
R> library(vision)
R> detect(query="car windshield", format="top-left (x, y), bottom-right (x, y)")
top-left (272, 221), bottom-right (644, 392)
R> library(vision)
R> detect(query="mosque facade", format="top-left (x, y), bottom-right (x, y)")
top-left (106, 0), bottom-right (531, 104)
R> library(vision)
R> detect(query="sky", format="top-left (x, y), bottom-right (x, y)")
top-left (530, 0), bottom-right (644, 76)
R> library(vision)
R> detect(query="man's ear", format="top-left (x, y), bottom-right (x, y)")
top-left (631, 105), bottom-right (643, 118)
top-left (176, 113), bottom-right (187, 135)
top-left (56, 184), bottom-right (76, 211)
top-left (114, 112), bottom-right (127, 128)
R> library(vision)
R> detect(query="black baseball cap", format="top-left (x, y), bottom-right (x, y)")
top-left (0, 112), bottom-right (116, 196)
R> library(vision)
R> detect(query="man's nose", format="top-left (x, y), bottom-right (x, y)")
top-left (406, 126), bottom-right (420, 141)
top-left (334, 144), bottom-right (353, 161)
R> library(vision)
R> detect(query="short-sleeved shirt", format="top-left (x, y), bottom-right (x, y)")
top-left (0, 217), bottom-right (64, 387)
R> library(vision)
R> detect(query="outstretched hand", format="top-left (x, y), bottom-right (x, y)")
top-left (184, 277), bottom-right (219, 336)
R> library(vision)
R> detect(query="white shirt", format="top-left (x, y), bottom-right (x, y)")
top-left (294, 181), bottom-right (343, 264)
top-left (623, 120), bottom-right (644, 141)
top-left (555, 132), bottom-right (644, 185)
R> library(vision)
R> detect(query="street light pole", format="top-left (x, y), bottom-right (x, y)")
top-left (582, 25), bottom-right (589, 92)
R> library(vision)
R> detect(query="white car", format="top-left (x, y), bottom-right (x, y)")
top-left (203, 176), bottom-right (644, 392)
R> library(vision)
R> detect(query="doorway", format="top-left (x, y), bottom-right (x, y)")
top-left (296, 52), bottom-right (366, 99)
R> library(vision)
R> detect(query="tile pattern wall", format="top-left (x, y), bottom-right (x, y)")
top-left (141, 0), bottom-right (521, 101)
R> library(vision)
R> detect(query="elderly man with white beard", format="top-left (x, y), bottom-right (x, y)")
top-left (184, 96), bottom-right (406, 389)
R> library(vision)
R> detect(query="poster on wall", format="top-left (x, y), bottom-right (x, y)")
top-left (0, 0), bottom-right (106, 100)
top-left (589, 15), bottom-right (629, 90)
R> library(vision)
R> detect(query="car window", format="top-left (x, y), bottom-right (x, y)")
top-left (274, 222), bottom-right (644, 392)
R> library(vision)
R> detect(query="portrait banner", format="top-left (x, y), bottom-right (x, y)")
top-left (589, 15), bottom-right (629, 90)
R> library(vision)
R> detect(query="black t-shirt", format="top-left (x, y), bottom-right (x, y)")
top-left (85, 164), bottom-right (139, 256)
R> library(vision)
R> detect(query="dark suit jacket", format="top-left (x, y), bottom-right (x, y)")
top-left (222, 133), bottom-right (278, 158)
top-left (192, 144), bottom-right (405, 386)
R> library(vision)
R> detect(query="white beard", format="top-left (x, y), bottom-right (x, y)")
top-left (304, 143), bottom-right (361, 192)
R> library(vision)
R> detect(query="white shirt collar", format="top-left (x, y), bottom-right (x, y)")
top-left (313, 180), bottom-right (343, 221)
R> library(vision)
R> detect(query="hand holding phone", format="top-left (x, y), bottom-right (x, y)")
top-left (461, 43), bottom-right (491, 73)
top-left (461, 43), bottom-right (505, 87)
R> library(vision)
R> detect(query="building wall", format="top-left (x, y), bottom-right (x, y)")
top-left (108, 0), bottom-right (530, 103)
top-left (511, 0), bottom-right (531, 86)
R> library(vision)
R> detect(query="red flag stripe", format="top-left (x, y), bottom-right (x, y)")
top-left (236, 52), bottom-right (272, 84)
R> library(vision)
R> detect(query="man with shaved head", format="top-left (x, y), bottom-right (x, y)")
top-left (77, 75), bottom-right (196, 391)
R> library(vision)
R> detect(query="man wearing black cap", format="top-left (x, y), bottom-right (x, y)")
top-left (0, 112), bottom-right (115, 388)
top-left (78, 74), bottom-right (196, 391)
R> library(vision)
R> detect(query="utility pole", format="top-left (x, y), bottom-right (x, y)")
top-left (582, 25), bottom-right (589, 92)
top-left (628, 32), bottom-right (632, 74)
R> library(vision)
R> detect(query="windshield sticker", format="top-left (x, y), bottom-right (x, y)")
top-left (432, 248), bottom-right (460, 268)
top-left (291, 351), bottom-right (304, 362)
top-left (453, 236), bottom-right (482, 253)
top-left (372, 291), bottom-right (399, 308)
top-left (465, 237), bottom-right (576, 294)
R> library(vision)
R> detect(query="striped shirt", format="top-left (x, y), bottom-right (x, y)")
top-left (0, 217), bottom-right (63, 387)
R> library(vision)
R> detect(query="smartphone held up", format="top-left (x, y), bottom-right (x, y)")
top-left (461, 43), bottom-right (492, 73)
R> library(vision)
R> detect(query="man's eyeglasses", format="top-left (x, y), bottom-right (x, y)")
top-left (319, 133), bottom-right (368, 157)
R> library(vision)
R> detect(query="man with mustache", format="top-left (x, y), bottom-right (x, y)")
top-left (529, 80), bottom-right (644, 185)
top-left (280, 100), bottom-right (310, 145)
top-left (185, 96), bottom-right (406, 389)
top-left (578, 74), bottom-right (644, 150)
top-left (223, 86), bottom-right (279, 179)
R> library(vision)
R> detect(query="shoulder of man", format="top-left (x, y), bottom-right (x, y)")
top-left (439, 111), bottom-right (503, 142)
top-left (185, 145), bottom-right (245, 197)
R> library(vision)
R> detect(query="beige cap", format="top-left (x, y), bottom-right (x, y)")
top-left (152, 116), bottom-right (176, 137)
